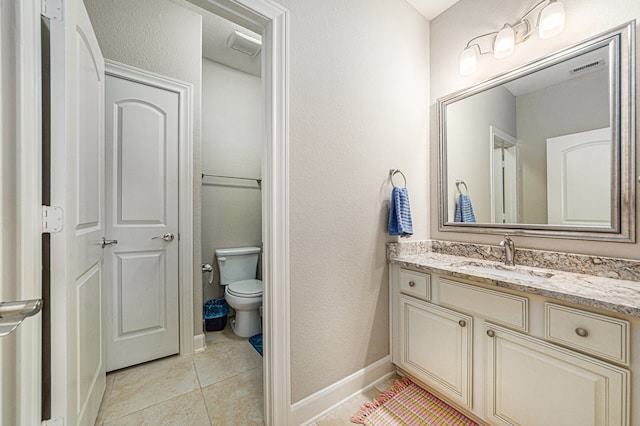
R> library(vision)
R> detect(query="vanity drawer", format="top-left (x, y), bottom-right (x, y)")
top-left (399, 269), bottom-right (431, 300)
top-left (438, 278), bottom-right (528, 331)
top-left (545, 303), bottom-right (630, 365)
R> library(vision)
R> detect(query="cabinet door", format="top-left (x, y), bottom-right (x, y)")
top-left (485, 324), bottom-right (629, 426)
top-left (399, 296), bottom-right (473, 407)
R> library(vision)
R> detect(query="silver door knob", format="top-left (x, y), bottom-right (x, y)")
top-left (152, 233), bottom-right (175, 242)
top-left (101, 237), bottom-right (118, 248)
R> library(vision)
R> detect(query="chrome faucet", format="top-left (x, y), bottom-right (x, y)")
top-left (499, 235), bottom-right (515, 266)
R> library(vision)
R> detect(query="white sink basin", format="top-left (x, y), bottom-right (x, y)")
top-left (455, 262), bottom-right (554, 283)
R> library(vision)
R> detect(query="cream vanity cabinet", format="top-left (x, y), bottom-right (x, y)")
top-left (485, 323), bottom-right (629, 425)
top-left (390, 265), bottom-right (632, 426)
top-left (398, 295), bottom-right (473, 408)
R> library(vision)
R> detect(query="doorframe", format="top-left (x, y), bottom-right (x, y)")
top-left (104, 60), bottom-right (195, 355)
top-left (6, 0), bottom-right (44, 424)
top-left (187, 0), bottom-right (290, 424)
top-left (489, 125), bottom-right (518, 224)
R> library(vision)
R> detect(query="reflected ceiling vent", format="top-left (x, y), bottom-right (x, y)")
top-left (569, 58), bottom-right (605, 75)
top-left (226, 31), bottom-right (262, 57)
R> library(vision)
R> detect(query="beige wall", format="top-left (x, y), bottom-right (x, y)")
top-left (278, 0), bottom-right (430, 402)
top-left (430, 0), bottom-right (640, 259)
top-left (83, 0), bottom-right (204, 332)
top-left (201, 59), bottom-right (262, 301)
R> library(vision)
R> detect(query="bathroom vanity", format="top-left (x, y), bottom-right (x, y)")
top-left (389, 251), bottom-right (640, 425)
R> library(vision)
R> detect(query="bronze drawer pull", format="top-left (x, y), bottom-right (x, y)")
top-left (575, 327), bottom-right (589, 337)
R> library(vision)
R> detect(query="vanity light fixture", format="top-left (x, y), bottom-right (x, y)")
top-left (459, 0), bottom-right (566, 75)
top-left (493, 24), bottom-right (516, 59)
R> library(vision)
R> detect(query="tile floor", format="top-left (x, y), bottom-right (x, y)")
top-left (95, 324), bottom-right (263, 425)
top-left (95, 323), bottom-right (399, 425)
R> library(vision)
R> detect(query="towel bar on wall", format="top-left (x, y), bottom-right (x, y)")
top-left (202, 173), bottom-right (262, 189)
top-left (390, 169), bottom-right (407, 188)
top-left (456, 180), bottom-right (468, 194)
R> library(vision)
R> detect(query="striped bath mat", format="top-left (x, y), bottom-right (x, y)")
top-left (351, 378), bottom-right (478, 426)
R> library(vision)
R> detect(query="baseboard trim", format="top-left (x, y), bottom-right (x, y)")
top-left (193, 333), bottom-right (206, 353)
top-left (290, 356), bottom-right (395, 425)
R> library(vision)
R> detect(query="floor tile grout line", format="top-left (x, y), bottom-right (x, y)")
top-left (103, 388), bottom-right (205, 425)
top-left (192, 357), bottom-right (205, 390)
top-left (199, 362), bottom-right (263, 391)
top-left (100, 374), bottom-right (117, 423)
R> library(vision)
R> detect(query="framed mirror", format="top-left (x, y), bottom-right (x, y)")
top-left (438, 21), bottom-right (635, 241)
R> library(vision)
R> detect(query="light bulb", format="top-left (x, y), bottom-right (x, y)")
top-left (494, 24), bottom-right (515, 59)
top-left (539, 1), bottom-right (565, 39)
top-left (459, 46), bottom-right (478, 75)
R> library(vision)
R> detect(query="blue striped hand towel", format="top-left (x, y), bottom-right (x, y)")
top-left (454, 194), bottom-right (476, 223)
top-left (389, 187), bottom-right (413, 237)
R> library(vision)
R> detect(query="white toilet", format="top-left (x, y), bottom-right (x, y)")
top-left (215, 247), bottom-right (263, 337)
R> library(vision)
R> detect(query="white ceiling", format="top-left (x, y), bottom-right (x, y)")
top-left (172, 0), bottom-right (262, 77)
top-left (405, 0), bottom-right (460, 20)
top-left (171, 0), bottom-right (459, 77)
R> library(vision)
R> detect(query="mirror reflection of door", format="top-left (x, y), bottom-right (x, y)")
top-left (546, 127), bottom-right (611, 226)
top-left (490, 126), bottom-right (518, 224)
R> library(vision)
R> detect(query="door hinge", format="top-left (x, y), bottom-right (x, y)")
top-left (42, 206), bottom-right (63, 233)
top-left (42, 418), bottom-right (64, 426)
top-left (41, 0), bottom-right (62, 21)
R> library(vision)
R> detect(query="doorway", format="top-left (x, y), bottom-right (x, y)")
top-left (40, 0), bottom-right (290, 425)
top-left (188, 2), bottom-right (291, 423)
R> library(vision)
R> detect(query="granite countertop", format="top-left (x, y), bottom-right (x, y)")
top-left (389, 252), bottom-right (640, 318)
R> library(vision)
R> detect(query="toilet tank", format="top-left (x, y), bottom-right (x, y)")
top-left (215, 247), bottom-right (261, 284)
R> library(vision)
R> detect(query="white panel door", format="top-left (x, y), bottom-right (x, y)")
top-left (49, 1), bottom-right (106, 424)
top-left (486, 324), bottom-right (629, 426)
top-left (0, 1), bottom-right (42, 424)
top-left (104, 74), bottom-right (180, 372)
top-left (546, 128), bottom-right (611, 226)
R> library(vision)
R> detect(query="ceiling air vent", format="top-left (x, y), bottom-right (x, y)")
top-left (569, 58), bottom-right (605, 75)
top-left (226, 31), bottom-right (262, 57)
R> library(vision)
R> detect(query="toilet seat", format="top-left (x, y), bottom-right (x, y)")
top-left (227, 279), bottom-right (263, 298)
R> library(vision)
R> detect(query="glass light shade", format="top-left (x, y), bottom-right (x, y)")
top-left (459, 46), bottom-right (477, 75)
top-left (539, 1), bottom-right (565, 39)
top-left (494, 25), bottom-right (515, 59)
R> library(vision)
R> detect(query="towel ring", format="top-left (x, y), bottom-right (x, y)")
top-left (390, 169), bottom-right (407, 188)
top-left (456, 180), bottom-right (468, 194)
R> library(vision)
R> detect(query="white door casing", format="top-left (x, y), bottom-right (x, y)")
top-left (49, 0), bottom-right (107, 424)
top-left (187, 1), bottom-right (291, 424)
top-left (104, 72), bottom-right (180, 372)
top-left (490, 126), bottom-right (518, 224)
top-left (546, 127), bottom-right (611, 226)
top-left (0, 0), bottom-right (42, 424)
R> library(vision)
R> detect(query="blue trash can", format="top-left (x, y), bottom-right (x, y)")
top-left (204, 298), bottom-right (228, 331)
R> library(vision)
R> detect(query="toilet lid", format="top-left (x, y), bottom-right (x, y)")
top-left (227, 279), bottom-right (263, 297)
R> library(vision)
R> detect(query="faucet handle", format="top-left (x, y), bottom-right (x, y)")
top-left (500, 234), bottom-right (514, 246)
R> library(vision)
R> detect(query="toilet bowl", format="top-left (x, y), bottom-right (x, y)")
top-left (215, 247), bottom-right (263, 337)
top-left (224, 279), bottom-right (263, 337)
